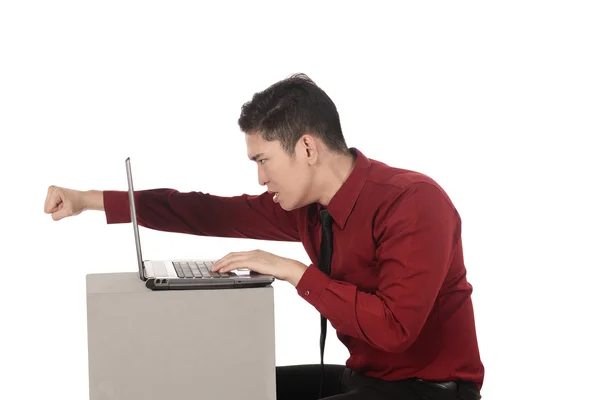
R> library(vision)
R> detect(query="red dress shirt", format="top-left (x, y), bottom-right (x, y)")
top-left (103, 148), bottom-right (485, 388)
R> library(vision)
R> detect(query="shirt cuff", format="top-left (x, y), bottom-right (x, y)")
top-left (103, 190), bottom-right (130, 224)
top-left (296, 264), bottom-right (331, 307)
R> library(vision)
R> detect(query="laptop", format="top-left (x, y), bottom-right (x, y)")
top-left (125, 157), bottom-right (275, 290)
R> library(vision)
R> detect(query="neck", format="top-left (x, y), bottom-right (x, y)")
top-left (316, 150), bottom-right (356, 206)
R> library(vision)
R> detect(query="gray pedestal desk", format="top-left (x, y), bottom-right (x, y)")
top-left (86, 272), bottom-right (276, 400)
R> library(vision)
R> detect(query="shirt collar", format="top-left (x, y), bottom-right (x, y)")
top-left (318, 147), bottom-right (370, 230)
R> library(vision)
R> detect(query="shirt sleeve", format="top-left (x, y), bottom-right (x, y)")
top-left (295, 182), bottom-right (460, 353)
top-left (103, 189), bottom-right (300, 242)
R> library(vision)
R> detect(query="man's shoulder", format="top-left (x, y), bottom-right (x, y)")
top-left (364, 158), bottom-right (457, 212)
top-left (366, 158), bottom-right (440, 193)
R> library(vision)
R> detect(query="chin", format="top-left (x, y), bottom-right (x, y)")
top-left (277, 198), bottom-right (293, 211)
top-left (280, 198), bottom-right (307, 211)
top-left (279, 202), bottom-right (293, 211)
top-left (277, 190), bottom-right (312, 211)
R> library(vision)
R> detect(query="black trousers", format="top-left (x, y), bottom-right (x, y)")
top-left (276, 364), bottom-right (482, 400)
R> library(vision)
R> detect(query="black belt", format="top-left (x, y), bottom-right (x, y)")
top-left (415, 378), bottom-right (458, 391)
top-left (349, 370), bottom-right (462, 392)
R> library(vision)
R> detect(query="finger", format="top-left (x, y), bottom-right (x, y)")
top-left (46, 188), bottom-right (66, 214)
top-left (214, 250), bottom-right (254, 266)
top-left (44, 186), bottom-right (59, 213)
top-left (49, 202), bottom-right (63, 214)
top-left (47, 200), bottom-right (62, 214)
top-left (213, 253), bottom-right (234, 269)
top-left (214, 263), bottom-right (239, 273)
top-left (217, 260), bottom-right (254, 274)
top-left (213, 254), bottom-right (245, 271)
top-left (212, 254), bottom-right (251, 272)
top-left (52, 203), bottom-right (70, 221)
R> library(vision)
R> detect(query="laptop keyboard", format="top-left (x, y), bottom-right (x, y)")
top-left (173, 261), bottom-right (233, 279)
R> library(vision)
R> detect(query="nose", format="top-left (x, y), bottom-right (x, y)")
top-left (258, 166), bottom-right (268, 187)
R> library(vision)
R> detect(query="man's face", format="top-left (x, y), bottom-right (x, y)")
top-left (245, 133), bottom-right (313, 211)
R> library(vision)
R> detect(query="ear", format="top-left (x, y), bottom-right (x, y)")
top-left (300, 135), bottom-right (318, 165)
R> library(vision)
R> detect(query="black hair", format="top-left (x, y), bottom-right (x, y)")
top-left (238, 73), bottom-right (349, 156)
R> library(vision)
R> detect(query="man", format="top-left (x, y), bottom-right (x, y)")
top-left (44, 73), bottom-right (484, 400)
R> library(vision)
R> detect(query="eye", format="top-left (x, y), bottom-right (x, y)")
top-left (258, 159), bottom-right (266, 165)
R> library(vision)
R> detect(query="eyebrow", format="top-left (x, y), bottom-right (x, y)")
top-left (249, 153), bottom-right (265, 161)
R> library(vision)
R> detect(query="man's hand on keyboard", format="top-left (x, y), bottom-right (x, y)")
top-left (211, 250), bottom-right (308, 287)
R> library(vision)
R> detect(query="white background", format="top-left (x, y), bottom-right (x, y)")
top-left (1, 1), bottom-right (599, 399)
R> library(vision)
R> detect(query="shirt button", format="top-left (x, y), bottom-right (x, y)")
top-left (305, 290), bottom-right (310, 296)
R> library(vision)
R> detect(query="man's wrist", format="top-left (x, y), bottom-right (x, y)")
top-left (285, 261), bottom-right (308, 287)
top-left (82, 190), bottom-right (104, 211)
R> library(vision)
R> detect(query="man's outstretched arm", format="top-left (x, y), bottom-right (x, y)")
top-left (45, 186), bottom-right (300, 242)
top-left (102, 189), bottom-right (300, 241)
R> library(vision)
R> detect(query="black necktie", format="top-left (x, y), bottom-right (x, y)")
top-left (317, 209), bottom-right (334, 398)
